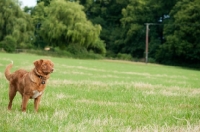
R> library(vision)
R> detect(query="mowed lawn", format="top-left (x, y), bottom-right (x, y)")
top-left (0, 52), bottom-right (200, 132)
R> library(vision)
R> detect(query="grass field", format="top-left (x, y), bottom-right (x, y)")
top-left (0, 52), bottom-right (200, 132)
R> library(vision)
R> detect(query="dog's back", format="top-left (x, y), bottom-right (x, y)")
top-left (5, 62), bottom-right (28, 91)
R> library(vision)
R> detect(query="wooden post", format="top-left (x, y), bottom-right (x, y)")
top-left (145, 23), bottom-right (149, 64)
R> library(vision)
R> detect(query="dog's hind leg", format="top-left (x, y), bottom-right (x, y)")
top-left (8, 85), bottom-right (17, 110)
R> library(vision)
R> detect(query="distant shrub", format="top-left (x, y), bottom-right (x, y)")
top-left (27, 47), bottom-right (103, 59)
top-left (106, 50), bottom-right (117, 59)
top-left (1, 36), bottom-right (16, 53)
top-left (67, 44), bottom-right (88, 55)
top-left (66, 44), bottom-right (104, 59)
top-left (28, 48), bottom-right (72, 58)
top-left (148, 58), bottom-right (156, 63)
top-left (89, 39), bottom-right (106, 56)
top-left (116, 53), bottom-right (133, 60)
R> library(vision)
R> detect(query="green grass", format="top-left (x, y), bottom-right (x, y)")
top-left (0, 52), bottom-right (200, 131)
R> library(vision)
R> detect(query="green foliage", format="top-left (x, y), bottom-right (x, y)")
top-left (116, 53), bottom-right (133, 60)
top-left (32, 0), bottom-right (105, 55)
top-left (0, 35), bottom-right (16, 52)
top-left (37, 0), bottom-right (52, 6)
top-left (0, 0), bottom-right (34, 51)
top-left (79, 0), bottom-right (127, 56)
top-left (119, 0), bottom-right (149, 58)
top-left (1, 0), bottom-right (200, 65)
top-left (88, 39), bottom-right (106, 55)
top-left (23, 47), bottom-right (104, 59)
top-left (157, 0), bottom-right (200, 64)
top-left (67, 43), bottom-right (88, 55)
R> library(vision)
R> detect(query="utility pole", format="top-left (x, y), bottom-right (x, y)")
top-left (145, 23), bottom-right (160, 64)
top-left (145, 23), bottom-right (150, 64)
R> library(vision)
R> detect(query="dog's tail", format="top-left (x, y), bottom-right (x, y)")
top-left (5, 60), bottom-right (13, 81)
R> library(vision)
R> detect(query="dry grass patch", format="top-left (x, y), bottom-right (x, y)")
top-left (60, 65), bottom-right (106, 72)
top-left (75, 99), bottom-right (129, 107)
top-left (134, 123), bottom-right (200, 132)
top-left (56, 93), bottom-right (74, 99)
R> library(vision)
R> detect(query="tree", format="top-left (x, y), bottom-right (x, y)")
top-left (79, 0), bottom-right (128, 56)
top-left (118, 0), bottom-right (152, 58)
top-left (33, 0), bottom-right (105, 55)
top-left (156, 0), bottom-right (200, 64)
top-left (0, 0), bottom-right (34, 51)
top-left (0, 35), bottom-right (16, 52)
top-left (118, 0), bottom-right (180, 59)
top-left (31, 2), bottom-right (47, 48)
top-left (37, 0), bottom-right (52, 6)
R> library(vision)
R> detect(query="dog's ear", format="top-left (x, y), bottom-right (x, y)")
top-left (34, 59), bottom-right (43, 68)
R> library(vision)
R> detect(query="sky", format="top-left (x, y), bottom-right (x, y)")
top-left (20, 0), bottom-right (37, 7)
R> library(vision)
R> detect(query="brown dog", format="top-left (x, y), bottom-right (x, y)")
top-left (4, 59), bottom-right (54, 112)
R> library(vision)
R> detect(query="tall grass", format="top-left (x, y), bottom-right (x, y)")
top-left (0, 52), bottom-right (200, 131)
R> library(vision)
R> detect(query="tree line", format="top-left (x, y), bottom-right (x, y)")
top-left (0, 0), bottom-right (200, 66)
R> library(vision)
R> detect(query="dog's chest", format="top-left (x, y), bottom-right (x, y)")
top-left (31, 84), bottom-right (46, 99)
top-left (31, 90), bottom-right (43, 99)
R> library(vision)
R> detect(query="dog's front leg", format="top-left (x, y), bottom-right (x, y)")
top-left (21, 94), bottom-right (30, 112)
top-left (34, 96), bottom-right (42, 112)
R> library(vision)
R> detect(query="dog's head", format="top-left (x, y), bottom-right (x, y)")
top-left (34, 59), bottom-right (54, 77)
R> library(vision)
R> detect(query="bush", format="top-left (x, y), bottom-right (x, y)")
top-left (1, 36), bottom-right (16, 53)
top-left (148, 58), bottom-right (156, 63)
top-left (116, 53), bottom-right (133, 60)
top-left (28, 47), bottom-right (104, 59)
top-left (106, 50), bottom-right (117, 59)
top-left (67, 44), bottom-right (88, 55)
top-left (89, 39), bottom-right (106, 56)
top-left (28, 48), bottom-right (73, 57)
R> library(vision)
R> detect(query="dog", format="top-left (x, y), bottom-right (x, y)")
top-left (4, 59), bottom-right (54, 112)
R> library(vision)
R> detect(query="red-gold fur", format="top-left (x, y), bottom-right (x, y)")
top-left (5, 59), bottom-right (54, 112)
